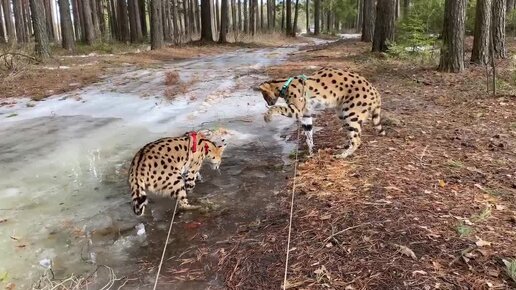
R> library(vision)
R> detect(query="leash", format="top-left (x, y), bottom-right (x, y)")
top-left (153, 196), bottom-right (180, 290)
top-left (153, 133), bottom-right (194, 290)
top-left (282, 76), bottom-right (307, 289)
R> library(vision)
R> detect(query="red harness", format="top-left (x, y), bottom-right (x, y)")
top-left (187, 131), bottom-right (209, 154)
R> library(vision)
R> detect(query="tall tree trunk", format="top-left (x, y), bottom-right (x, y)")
top-left (231, 0), bottom-right (237, 37)
top-left (0, 3), bottom-right (5, 43)
top-left (201, 0), bottom-right (213, 40)
top-left (326, 7), bottom-right (331, 33)
top-left (29, 0), bottom-right (50, 59)
top-left (118, 0), bottom-right (130, 42)
top-left (507, 0), bottom-right (514, 14)
top-left (59, 0), bottom-right (75, 50)
top-left (361, 0), bottom-right (375, 42)
top-left (250, 0), bottom-right (255, 34)
top-left (260, 0), bottom-right (263, 30)
top-left (13, 0), bottom-right (27, 42)
top-left (172, 0), bottom-right (180, 42)
top-left (184, 0), bottom-right (192, 41)
top-left (190, 0), bottom-right (197, 35)
top-left (285, 0), bottom-right (291, 35)
top-left (471, 0), bottom-right (492, 64)
top-left (305, 0), bottom-right (309, 33)
top-left (219, 0), bottom-right (228, 41)
top-left (215, 0), bottom-right (219, 33)
top-left (129, 0), bottom-right (143, 42)
top-left (438, 0), bottom-right (466, 72)
top-left (72, 0), bottom-right (82, 40)
top-left (98, 0), bottom-right (107, 39)
top-left (151, 0), bottom-right (163, 48)
top-left (492, 0), bottom-right (506, 58)
top-left (139, 0), bottom-right (147, 37)
top-left (314, 0), bottom-right (320, 34)
top-left (82, 0), bottom-right (96, 44)
top-left (23, 0), bottom-right (32, 38)
top-left (356, 0), bottom-right (363, 32)
top-left (43, 0), bottom-right (55, 42)
top-left (3, 0), bottom-right (16, 44)
top-left (238, 0), bottom-right (242, 31)
top-left (292, 0), bottom-right (299, 36)
top-left (372, 0), bottom-right (395, 52)
top-left (108, 0), bottom-right (119, 40)
top-left (91, 0), bottom-right (101, 38)
top-left (162, 0), bottom-right (170, 41)
top-left (243, 0), bottom-right (248, 32)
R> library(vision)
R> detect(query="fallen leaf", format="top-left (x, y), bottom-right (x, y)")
top-left (438, 180), bottom-right (446, 188)
top-left (412, 270), bottom-right (427, 276)
top-left (475, 237), bottom-right (492, 247)
top-left (393, 244), bottom-right (417, 260)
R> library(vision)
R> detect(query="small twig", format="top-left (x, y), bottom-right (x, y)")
top-left (321, 222), bottom-right (371, 247)
top-left (419, 145), bottom-right (429, 164)
top-left (448, 245), bottom-right (477, 266)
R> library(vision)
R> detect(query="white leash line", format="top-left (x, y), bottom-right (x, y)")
top-left (153, 134), bottom-right (193, 290)
top-left (282, 76), bottom-right (307, 289)
top-left (153, 196), bottom-right (180, 290)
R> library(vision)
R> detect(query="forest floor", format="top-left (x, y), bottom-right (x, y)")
top-left (215, 39), bottom-right (516, 289)
top-left (0, 33), bottom-right (307, 101)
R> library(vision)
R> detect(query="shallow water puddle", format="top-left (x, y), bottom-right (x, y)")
top-left (0, 45), bottom-right (303, 288)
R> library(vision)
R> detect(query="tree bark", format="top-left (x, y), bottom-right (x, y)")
top-left (59, 0), bottom-right (75, 50)
top-left (98, 0), bottom-right (107, 38)
top-left (471, 0), bottom-right (492, 65)
top-left (13, 0), bottom-right (27, 42)
top-left (0, 3), bottom-right (5, 43)
top-left (507, 0), bottom-right (514, 14)
top-left (190, 0), bottom-right (197, 35)
top-left (118, 0), bottom-right (130, 42)
top-left (162, 0), bottom-right (171, 41)
top-left (238, 0), bottom-right (242, 31)
top-left (372, 0), bottom-right (395, 52)
top-left (356, 0), bottom-right (363, 32)
top-left (29, 0), bottom-right (50, 59)
top-left (305, 0), bottom-right (309, 33)
top-left (151, 0), bottom-right (163, 48)
top-left (314, 0), bottom-right (320, 35)
top-left (172, 0), bottom-right (180, 42)
top-left (128, 0), bottom-right (143, 42)
top-left (201, 0), bottom-right (214, 41)
top-left (243, 0), bottom-right (248, 33)
top-left (292, 0), bottom-right (299, 36)
top-left (108, 0), bottom-right (118, 40)
top-left (361, 0), bottom-right (375, 42)
top-left (250, 0), bottom-right (255, 34)
top-left (231, 0), bottom-right (237, 37)
top-left (286, 0), bottom-right (291, 35)
top-left (91, 0), bottom-right (101, 38)
top-left (43, 0), bottom-right (55, 41)
top-left (492, 0), bottom-right (506, 58)
top-left (260, 0), bottom-right (263, 30)
top-left (219, 0), bottom-right (228, 41)
top-left (82, 0), bottom-right (96, 44)
top-left (3, 0), bottom-right (16, 44)
top-left (72, 0), bottom-right (82, 40)
top-left (438, 0), bottom-right (466, 72)
top-left (139, 0), bottom-right (147, 37)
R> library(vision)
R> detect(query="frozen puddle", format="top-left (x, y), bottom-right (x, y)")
top-left (0, 45), bottom-right (307, 288)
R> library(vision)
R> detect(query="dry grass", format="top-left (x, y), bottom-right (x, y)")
top-left (32, 265), bottom-right (132, 290)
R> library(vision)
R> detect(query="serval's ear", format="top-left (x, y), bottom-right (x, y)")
top-left (198, 129), bottom-right (214, 139)
top-left (258, 82), bottom-right (273, 94)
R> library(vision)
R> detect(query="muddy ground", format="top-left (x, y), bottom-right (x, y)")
top-left (211, 39), bottom-right (516, 289)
